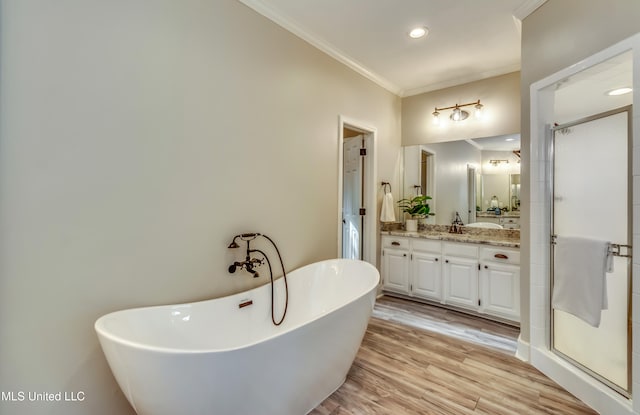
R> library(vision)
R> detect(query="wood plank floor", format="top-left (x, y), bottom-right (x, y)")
top-left (310, 296), bottom-right (598, 415)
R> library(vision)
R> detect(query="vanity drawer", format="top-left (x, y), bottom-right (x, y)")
top-left (381, 236), bottom-right (409, 250)
top-left (411, 239), bottom-right (441, 253)
top-left (480, 247), bottom-right (520, 265)
top-left (500, 217), bottom-right (520, 229)
top-left (443, 242), bottom-right (478, 258)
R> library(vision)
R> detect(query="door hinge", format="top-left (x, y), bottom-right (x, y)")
top-left (478, 299), bottom-right (481, 306)
top-left (478, 264), bottom-right (481, 270)
top-left (359, 208), bottom-right (366, 215)
top-left (360, 148), bottom-right (367, 156)
top-left (410, 284), bottom-right (413, 291)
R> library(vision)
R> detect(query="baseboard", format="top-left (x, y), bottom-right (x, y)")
top-left (515, 335), bottom-right (530, 362)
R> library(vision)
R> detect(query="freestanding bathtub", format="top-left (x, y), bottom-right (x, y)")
top-left (95, 258), bottom-right (380, 415)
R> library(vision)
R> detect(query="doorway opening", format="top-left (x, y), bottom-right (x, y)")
top-left (338, 116), bottom-right (377, 265)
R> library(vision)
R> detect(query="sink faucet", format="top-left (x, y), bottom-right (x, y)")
top-left (449, 211), bottom-right (464, 234)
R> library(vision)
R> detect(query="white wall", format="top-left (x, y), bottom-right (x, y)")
top-left (0, 1), bottom-right (401, 414)
top-left (402, 72), bottom-right (520, 146)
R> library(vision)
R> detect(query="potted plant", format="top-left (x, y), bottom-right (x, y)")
top-left (397, 195), bottom-right (434, 231)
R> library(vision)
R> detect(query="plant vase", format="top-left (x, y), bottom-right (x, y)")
top-left (405, 218), bottom-right (418, 232)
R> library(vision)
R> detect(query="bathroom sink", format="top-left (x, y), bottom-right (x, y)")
top-left (465, 222), bottom-right (504, 229)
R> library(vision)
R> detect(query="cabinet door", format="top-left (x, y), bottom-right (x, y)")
top-left (480, 262), bottom-right (520, 322)
top-left (411, 252), bottom-right (442, 301)
top-left (382, 248), bottom-right (410, 294)
top-left (443, 256), bottom-right (478, 309)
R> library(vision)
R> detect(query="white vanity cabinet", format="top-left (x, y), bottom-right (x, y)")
top-left (381, 236), bottom-right (442, 300)
top-left (500, 217), bottom-right (520, 229)
top-left (442, 243), bottom-right (479, 311)
top-left (479, 247), bottom-right (520, 321)
top-left (410, 239), bottom-right (442, 301)
top-left (380, 237), bottom-right (410, 294)
top-left (381, 234), bottom-right (521, 324)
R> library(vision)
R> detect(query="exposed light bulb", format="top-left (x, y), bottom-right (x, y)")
top-left (474, 102), bottom-right (483, 119)
top-left (432, 110), bottom-right (440, 125)
top-left (452, 107), bottom-right (461, 121)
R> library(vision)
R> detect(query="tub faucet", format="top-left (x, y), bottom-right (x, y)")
top-left (228, 257), bottom-right (263, 278)
top-left (227, 233), bottom-right (264, 278)
top-left (226, 232), bottom-right (289, 325)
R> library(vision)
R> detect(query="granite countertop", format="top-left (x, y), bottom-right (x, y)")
top-left (380, 224), bottom-right (520, 248)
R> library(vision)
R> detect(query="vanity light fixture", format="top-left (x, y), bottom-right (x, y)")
top-left (489, 159), bottom-right (509, 166)
top-left (432, 100), bottom-right (483, 123)
top-left (607, 87), bottom-right (633, 96)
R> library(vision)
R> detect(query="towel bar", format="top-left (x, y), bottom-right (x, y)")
top-left (609, 243), bottom-right (632, 258)
top-left (550, 235), bottom-right (632, 258)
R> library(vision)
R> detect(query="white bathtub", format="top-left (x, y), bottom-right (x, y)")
top-left (95, 258), bottom-right (380, 415)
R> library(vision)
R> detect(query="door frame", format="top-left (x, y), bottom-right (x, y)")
top-left (337, 115), bottom-right (377, 265)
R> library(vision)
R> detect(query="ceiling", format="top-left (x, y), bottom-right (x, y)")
top-left (468, 134), bottom-right (521, 151)
top-left (238, 0), bottom-right (547, 97)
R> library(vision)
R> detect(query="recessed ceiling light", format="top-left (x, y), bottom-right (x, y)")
top-left (409, 27), bottom-right (428, 39)
top-left (607, 87), bottom-right (633, 96)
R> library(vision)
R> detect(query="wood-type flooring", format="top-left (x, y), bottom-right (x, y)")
top-left (310, 295), bottom-right (598, 415)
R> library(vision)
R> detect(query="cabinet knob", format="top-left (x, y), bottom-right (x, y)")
top-left (435, 258), bottom-right (439, 262)
top-left (484, 265), bottom-right (489, 269)
top-left (391, 241), bottom-right (400, 246)
top-left (403, 253), bottom-right (407, 257)
top-left (445, 259), bottom-right (449, 263)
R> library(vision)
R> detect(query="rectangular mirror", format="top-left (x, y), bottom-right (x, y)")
top-left (402, 134), bottom-right (520, 226)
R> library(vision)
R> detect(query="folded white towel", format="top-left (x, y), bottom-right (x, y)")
top-left (552, 236), bottom-right (610, 327)
top-left (380, 192), bottom-right (396, 222)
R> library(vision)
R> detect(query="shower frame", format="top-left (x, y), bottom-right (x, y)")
top-left (549, 106), bottom-right (633, 398)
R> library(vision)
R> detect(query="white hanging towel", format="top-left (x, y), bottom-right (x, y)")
top-left (380, 192), bottom-right (396, 222)
top-left (552, 236), bottom-right (611, 327)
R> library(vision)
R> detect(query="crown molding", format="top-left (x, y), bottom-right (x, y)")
top-left (512, 0), bottom-right (548, 21)
top-left (237, 0), bottom-right (402, 95)
top-left (401, 62), bottom-right (521, 98)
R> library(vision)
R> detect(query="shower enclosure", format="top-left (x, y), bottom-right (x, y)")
top-left (551, 108), bottom-right (632, 395)
top-left (529, 35), bottom-right (639, 415)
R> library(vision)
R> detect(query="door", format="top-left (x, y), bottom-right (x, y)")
top-left (480, 262), bottom-right (520, 321)
top-left (443, 256), bottom-right (478, 309)
top-left (412, 252), bottom-right (441, 300)
top-left (342, 135), bottom-right (364, 259)
top-left (551, 108), bottom-right (631, 394)
top-left (382, 249), bottom-right (409, 294)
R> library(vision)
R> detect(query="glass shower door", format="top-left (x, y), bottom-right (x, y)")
top-left (551, 108), bottom-right (631, 395)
